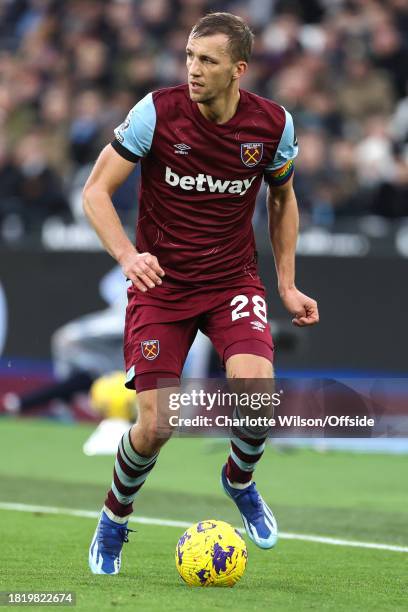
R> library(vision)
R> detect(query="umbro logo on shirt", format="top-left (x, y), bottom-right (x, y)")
top-left (173, 143), bottom-right (191, 155)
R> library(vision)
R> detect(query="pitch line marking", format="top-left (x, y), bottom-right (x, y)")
top-left (1, 501), bottom-right (407, 554)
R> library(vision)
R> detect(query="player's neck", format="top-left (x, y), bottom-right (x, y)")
top-left (197, 88), bottom-right (240, 125)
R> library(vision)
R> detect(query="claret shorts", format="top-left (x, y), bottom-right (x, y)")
top-left (124, 276), bottom-right (274, 393)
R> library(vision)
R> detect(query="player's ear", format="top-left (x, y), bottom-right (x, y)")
top-left (232, 61), bottom-right (248, 80)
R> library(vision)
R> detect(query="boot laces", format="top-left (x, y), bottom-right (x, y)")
top-left (99, 523), bottom-right (136, 554)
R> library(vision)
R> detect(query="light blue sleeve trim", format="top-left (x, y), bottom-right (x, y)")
top-left (114, 92), bottom-right (156, 157)
top-left (265, 108), bottom-right (298, 172)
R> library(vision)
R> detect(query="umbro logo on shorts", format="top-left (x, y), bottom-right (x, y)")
top-left (141, 340), bottom-right (160, 360)
top-left (250, 320), bottom-right (266, 331)
top-left (165, 166), bottom-right (257, 195)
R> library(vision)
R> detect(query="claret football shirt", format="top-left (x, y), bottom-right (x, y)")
top-left (112, 84), bottom-right (298, 285)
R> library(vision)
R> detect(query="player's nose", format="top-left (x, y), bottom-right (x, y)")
top-left (188, 58), bottom-right (202, 77)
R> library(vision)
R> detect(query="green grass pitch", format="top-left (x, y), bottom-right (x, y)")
top-left (0, 418), bottom-right (407, 611)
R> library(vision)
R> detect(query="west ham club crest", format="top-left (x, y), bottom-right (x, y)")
top-left (241, 142), bottom-right (263, 167)
top-left (141, 340), bottom-right (160, 360)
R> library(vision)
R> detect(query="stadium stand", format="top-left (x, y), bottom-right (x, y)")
top-left (0, 0), bottom-right (407, 245)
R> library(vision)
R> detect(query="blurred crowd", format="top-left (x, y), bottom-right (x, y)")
top-left (0, 0), bottom-right (408, 244)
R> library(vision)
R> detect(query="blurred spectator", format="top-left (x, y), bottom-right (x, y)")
top-left (329, 138), bottom-right (360, 214)
top-left (355, 116), bottom-right (395, 189)
top-left (12, 130), bottom-right (71, 236)
top-left (293, 129), bottom-right (336, 226)
top-left (69, 89), bottom-right (105, 166)
top-left (0, 0), bottom-right (408, 243)
top-left (336, 55), bottom-right (395, 122)
top-left (390, 85), bottom-right (408, 147)
top-left (369, 20), bottom-right (408, 99)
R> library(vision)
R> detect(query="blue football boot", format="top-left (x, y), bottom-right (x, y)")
top-left (89, 509), bottom-right (135, 575)
top-left (221, 464), bottom-right (278, 549)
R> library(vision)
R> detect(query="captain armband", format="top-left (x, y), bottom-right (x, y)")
top-left (264, 159), bottom-right (294, 186)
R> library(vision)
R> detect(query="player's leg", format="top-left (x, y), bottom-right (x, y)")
top-left (202, 280), bottom-right (278, 548)
top-left (89, 386), bottom-right (175, 575)
top-left (221, 352), bottom-right (278, 549)
top-left (103, 387), bottom-right (173, 522)
top-left (224, 353), bottom-right (273, 488)
top-left (89, 287), bottom-right (198, 574)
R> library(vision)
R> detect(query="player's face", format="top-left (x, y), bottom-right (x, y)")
top-left (186, 34), bottom-right (246, 103)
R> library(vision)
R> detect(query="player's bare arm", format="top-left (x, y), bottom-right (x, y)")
top-left (83, 145), bottom-right (164, 292)
top-left (267, 176), bottom-right (319, 327)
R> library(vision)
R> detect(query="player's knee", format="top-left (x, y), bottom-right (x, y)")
top-left (247, 364), bottom-right (273, 378)
top-left (229, 363), bottom-right (274, 379)
top-left (134, 397), bottom-right (173, 454)
top-left (227, 358), bottom-right (275, 423)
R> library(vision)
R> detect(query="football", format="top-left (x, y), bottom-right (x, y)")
top-left (175, 519), bottom-right (247, 587)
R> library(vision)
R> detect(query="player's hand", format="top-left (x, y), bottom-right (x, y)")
top-left (279, 287), bottom-right (319, 327)
top-left (120, 250), bottom-right (165, 292)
